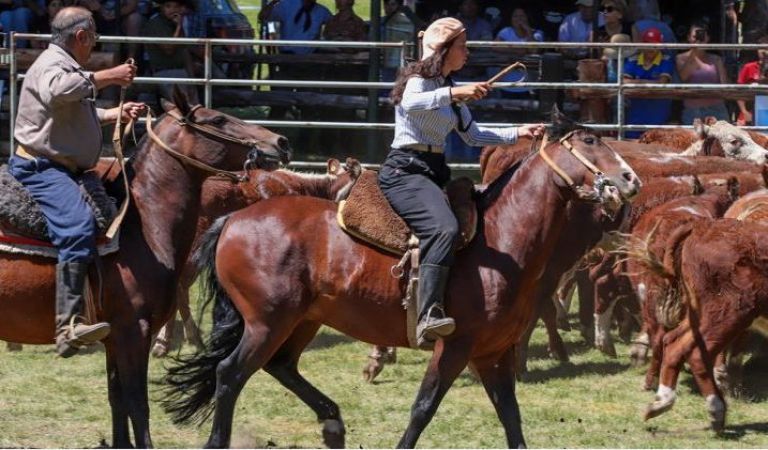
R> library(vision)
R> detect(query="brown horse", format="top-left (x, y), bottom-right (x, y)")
top-left (162, 114), bottom-right (641, 448)
top-left (151, 159), bottom-right (362, 357)
top-left (0, 88), bottom-right (291, 448)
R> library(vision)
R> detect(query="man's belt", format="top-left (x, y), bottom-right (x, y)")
top-left (15, 145), bottom-right (78, 173)
top-left (404, 144), bottom-right (445, 154)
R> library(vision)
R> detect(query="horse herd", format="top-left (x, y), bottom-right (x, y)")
top-left (2, 93), bottom-right (768, 448)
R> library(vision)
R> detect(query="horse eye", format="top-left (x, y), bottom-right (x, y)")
top-left (731, 139), bottom-right (741, 147)
top-left (211, 116), bottom-right (227, 126)
top-left (584, 137), bottom-right (595, 145)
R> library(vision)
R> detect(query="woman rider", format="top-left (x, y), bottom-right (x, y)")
top-left (379, 17), bottom-right (544, 348)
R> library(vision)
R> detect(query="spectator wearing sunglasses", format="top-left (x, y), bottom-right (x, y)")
top-left (595, 0), bottom-right (632, 42)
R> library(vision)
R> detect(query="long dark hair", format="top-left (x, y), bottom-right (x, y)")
top-left (390, 42), bottom-right (453, 105)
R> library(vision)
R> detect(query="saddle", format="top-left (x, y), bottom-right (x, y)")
top-left (0, 163), bottom-right (120, 258)
top-left (337, 170), bottom-right (478, 255)
top-left (336, 169), bottom-right (478, 349)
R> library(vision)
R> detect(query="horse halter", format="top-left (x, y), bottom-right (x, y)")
top-left (536, 130), bottom-right (612, 201)
top-left (146, 106), bottom-right (280, 182)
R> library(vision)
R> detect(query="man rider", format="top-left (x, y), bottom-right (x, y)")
top-left (11, 6), bottom-right (145, 357)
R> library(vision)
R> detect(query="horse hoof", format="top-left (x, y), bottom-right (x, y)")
top-left (362, 359), bottom-right (383, 383)
top-left (643, 395), bottom-right (676, 421)
top-left (381, 348), bottom-right (397, 364)
top-left (556, 317), bottom-right (572, 332)
top-left (706, 395), bottom-right (727, 432)
top-left (321, 419), bottom-right (345, 449)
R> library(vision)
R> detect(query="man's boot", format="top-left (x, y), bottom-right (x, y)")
top-left (416, 264), bottom-right (455, 349)
top-left (55, 261), bottom-right (111, 358)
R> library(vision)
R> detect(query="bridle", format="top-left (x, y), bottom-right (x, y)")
top-left (145, 105), bottom-right (284, 182)
top-left (535, 129), bottom-right (615, 200)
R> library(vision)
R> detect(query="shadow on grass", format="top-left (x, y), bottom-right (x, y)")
top-left (306, 332), bottom-right (355, 350)
top-left (719, 421), bottom-right (768, 440)
top-left (522, 360), bottom-right (629, 383)
top-left (524, 338), bottom-right (595, 360)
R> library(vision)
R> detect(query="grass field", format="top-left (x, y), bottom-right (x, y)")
top-left (3, 307), bottom-right (768, 448)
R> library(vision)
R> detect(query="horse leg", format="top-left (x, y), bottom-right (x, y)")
top-left (574, 267), bottom-right (594, 343)
top-left (541, 297), bottom-right (568, 362)
top-left (151, 316), bottom-right (174, 358)
top-left (105, 346), bottom-right (132, 448)
top-left (555, 272), bottom-right (575, 331)
top-left (514, 317), bottom-right (536, 381)
top-left (206, 317), bottom-right (301, 448)
top-left (594, 280), bottom-right (619, 358)
top-left (112, 322), bottom-right (154, 448)
top-left (363, 345), bottom-right (397, 383)
top-left (686, 346), bottom-right (727, 432)
top-left (643, 327), bottom-right (665, 391)
top-left (473, 348), bottom-right (526, 448)
top-left (264, 321), bottom-right (346, 448)
top-left (644, 324), bottom-right (695, 421)
top-left (177, 284), bottom-right (204, 350)
top-left (397, 339), bottom-right (471, 448)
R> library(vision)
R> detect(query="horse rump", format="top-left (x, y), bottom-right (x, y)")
top-left (161, 215), bottom-right (244, 426)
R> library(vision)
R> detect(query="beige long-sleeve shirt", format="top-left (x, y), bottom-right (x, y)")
top-left (14, 44), bottom-right (107, 171)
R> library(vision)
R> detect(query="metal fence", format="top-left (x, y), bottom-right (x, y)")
top-left (8, 33), bottom-right (768, 169)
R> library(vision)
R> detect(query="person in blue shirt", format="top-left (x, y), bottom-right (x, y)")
top-left (622, 26), bottom-right (674, 138)
top-left (258, 0), bottom-right (332, 55)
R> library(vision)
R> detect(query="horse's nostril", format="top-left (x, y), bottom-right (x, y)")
top-left (622, 171), bottom-right (635, 182)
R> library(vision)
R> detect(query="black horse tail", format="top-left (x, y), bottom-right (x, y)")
top-left (161, 215), bottom-right (244, 426)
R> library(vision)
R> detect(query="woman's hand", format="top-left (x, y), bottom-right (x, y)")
top-left (517, 123), bottom-right (545, 139)
top-left (450, 82), bottom-right (491, 102)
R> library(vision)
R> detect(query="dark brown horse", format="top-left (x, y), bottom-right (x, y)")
top-left (151, 159), bottom-right (362, 357)
top-left (0, 89), bottom-right (291, 448)
top-left (162, 115), bottom-right (641, 448)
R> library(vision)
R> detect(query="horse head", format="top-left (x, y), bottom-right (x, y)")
top-left (159, 86), bottom-right (292, 174)
top-left (542, 106), bottom-right (641, 219)
top-left (691, 118), bottom-right (768, 164)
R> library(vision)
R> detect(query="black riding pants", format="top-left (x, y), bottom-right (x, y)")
top-left (378, 148), bottom-right (459, 267)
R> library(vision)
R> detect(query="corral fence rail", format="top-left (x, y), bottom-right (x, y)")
top-left (6, 33), bottom-right (768, 170)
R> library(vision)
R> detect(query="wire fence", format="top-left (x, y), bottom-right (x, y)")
top-left (7, 33), bottom-right (768, 169)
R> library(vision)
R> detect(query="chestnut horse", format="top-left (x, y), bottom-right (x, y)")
top-left (0, 89), bottom-right (291, 448)
top-left (163, 116), bottom-right (641, 448)
top-left (151, 159), bottom-right (362, 357)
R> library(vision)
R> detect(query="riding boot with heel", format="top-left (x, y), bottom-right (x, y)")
top-left (55, 261), bottom-right (111, 358)
top-left (416, 264), bottom-right (455, 349)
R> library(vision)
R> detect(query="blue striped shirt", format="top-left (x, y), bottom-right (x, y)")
top-left (391, 76), bottom-right (519, 149)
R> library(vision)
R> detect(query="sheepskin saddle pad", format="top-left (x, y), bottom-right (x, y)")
top-left (337, 170), bottom-right (477, 255)
top-left (0, 165), bottom-right (119, 258)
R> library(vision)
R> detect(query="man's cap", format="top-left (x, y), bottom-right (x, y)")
top-left (641, 27), bottom-right (663, 43)
top-left (418, 17), bottom-right (466, 60)
top-left (575, 0), bottom-right (594, 7)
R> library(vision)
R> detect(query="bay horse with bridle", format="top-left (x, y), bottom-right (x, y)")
top-left (162, 113), bottom-right (641, 448)
top-left (0, 88), bottom-right (291, 448)
top-left (151, 158), bottom-right (362, 357)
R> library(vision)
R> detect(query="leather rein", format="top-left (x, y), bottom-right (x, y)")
top-left (535, 130), bottom-right (614, 199)
top-left (145, 104), bottom-right (280, 183)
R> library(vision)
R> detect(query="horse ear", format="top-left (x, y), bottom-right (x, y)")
top-left (550, 104), bottom-right (566, 125)
top-left (727, 176), bottom-right (740, 201)
top-left (345, 157), bottom-right (363, 179)
top-left (172, 86), bottom-right (191, 116)
top-left (705, 116), bottom-right (718, 126)
top-left (160, 98), bottom-right (176, 113)
top-left (326, 158), bottom-right (340, 175)
top-left (693, 118), bottom-right (707, 139)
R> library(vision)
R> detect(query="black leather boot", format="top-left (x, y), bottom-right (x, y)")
top-left (416, 264), bottom-right (455, 349)
top-left (55, 261), bottom-right (111, 358)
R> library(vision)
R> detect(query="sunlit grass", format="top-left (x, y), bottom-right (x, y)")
top-left (3, 300), bottom-right (768, 447)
